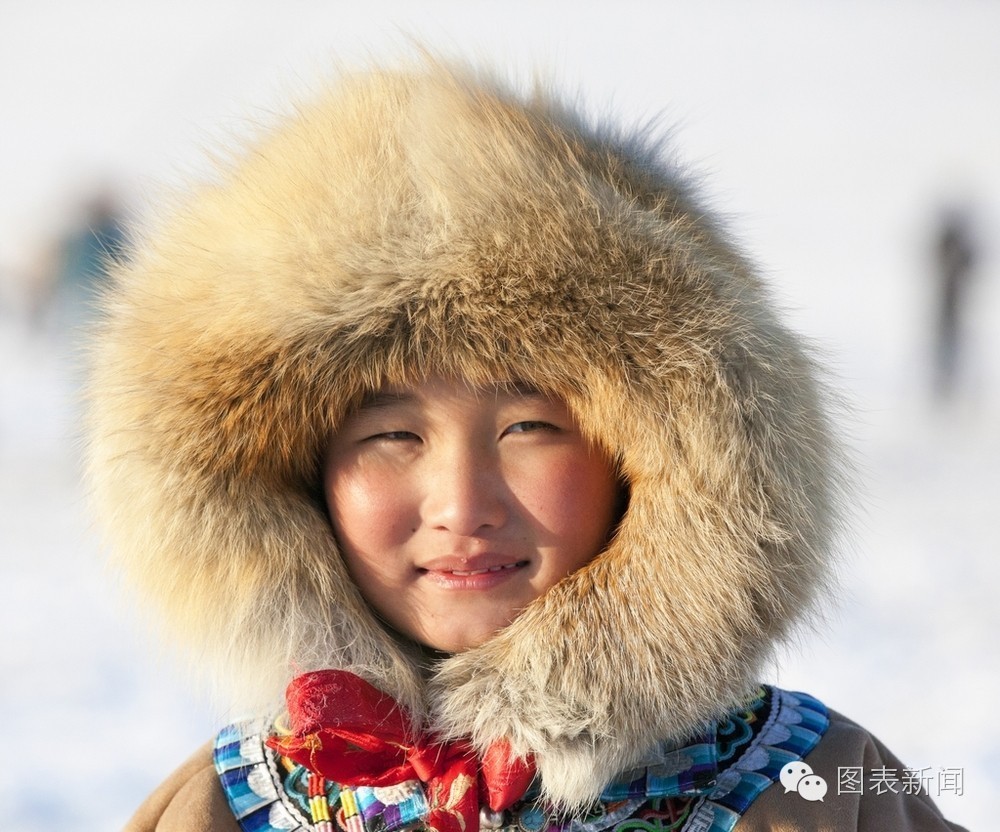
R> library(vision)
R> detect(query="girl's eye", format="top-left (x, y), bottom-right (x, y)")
top-left (366, 431), bottom-right (419, 442)
top-left (504, 421), bottom-right (557, 435)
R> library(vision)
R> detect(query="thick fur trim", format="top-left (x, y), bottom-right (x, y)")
top-left (86, 63), bottom-right (841, 810)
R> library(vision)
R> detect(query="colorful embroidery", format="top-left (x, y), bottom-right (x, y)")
top-left (214, 719), bottom-right (313, 831)
top-left (213, 687), bottom-right (828, 832)
top-left (355, 780), bottom-right (430, 832)
top-left (678, 689), bottom-right (829, 832)
top-left (612, 797), bottom-right (694, 832)
top-left (714, 689), bottom-right (766, 764)
top-left (337, 783), bottom-right (366, 832)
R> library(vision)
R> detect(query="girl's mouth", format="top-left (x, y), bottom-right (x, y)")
top-left (418, 560), bottom-right (530, 589)
top-left (444, 562), bottom-right (527, 577)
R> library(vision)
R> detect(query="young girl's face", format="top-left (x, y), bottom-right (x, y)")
top-left (324, 376), bottom-right (621, 654)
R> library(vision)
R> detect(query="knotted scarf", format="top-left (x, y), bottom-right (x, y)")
top-left (267, 670), bottom-right (536, 832)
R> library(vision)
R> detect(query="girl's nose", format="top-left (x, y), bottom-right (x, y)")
top-left (420, 446), bottom-right (507, 536)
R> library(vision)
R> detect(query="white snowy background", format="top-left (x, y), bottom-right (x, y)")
top-left (1, 2), bottom-right (997, 830)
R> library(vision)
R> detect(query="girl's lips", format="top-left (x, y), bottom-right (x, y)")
top-left (444, 562), bottom-right (524, 577)
top-left (418, 560), bottom-right (530, 590)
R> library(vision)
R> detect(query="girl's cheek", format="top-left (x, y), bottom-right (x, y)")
top-left (506, 451), bottom-right (593, 519)
top-left (333, 464), bottom-right (421, 549)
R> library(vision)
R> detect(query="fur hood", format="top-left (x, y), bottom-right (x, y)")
top-left (86, 63), bottom-right (841, 810)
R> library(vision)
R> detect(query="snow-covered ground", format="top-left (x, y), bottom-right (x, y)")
top-left (2, 3), bottom-right (998, 830)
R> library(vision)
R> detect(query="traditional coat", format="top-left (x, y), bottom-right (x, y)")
top-left (86, 62), bottom-right (966, 832)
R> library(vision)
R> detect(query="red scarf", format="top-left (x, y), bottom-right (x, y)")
top-left (267, 670), bottom-right (536, 832)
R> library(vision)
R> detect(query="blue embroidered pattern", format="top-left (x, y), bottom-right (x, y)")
top-left (213, 687), bottom-right (828, 832)
top-left (214, 719), bottom-right (313, 831)
top-left (677, 689), bottom-right (829, 832)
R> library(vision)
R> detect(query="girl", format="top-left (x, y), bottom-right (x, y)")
top-left (87, 62), bottom-right (965, 832)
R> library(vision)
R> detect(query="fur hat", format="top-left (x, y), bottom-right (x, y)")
top-left (86, 61), bottom-right (841, 809)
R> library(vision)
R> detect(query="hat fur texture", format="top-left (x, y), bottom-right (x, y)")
top-left (87, 62), bottom-right (841, 810)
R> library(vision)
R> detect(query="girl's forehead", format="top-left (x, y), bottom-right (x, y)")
top-left (357, 377), bottom-right (552, 409)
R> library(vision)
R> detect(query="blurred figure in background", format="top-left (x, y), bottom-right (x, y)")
top-left (931, 204), bottom-right (979, 403)
top-left (30, 188), bottom-right (130, 336)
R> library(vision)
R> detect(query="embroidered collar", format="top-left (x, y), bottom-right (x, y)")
top-left (214, 686), bottom-right (828, 832)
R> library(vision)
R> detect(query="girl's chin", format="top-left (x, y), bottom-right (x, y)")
top-left (411, 617), bottom-right (517, 655)
top-left (369, 599), bottom-right (527, 657)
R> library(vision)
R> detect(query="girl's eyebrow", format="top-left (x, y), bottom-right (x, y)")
top-left (496, 380), bottom-right (545, 399)
top-left (356, 381), bottom-right (548, 412)
top-left (356, 391), bottom-right (414, 411)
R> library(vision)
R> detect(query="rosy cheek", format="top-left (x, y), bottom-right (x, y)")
top-left (329, 467), bottom-right (414, 559)
top-left (511, 454), bottom-right (588, 528)
top-left (339, 476), bottom-right (390, 525)
top-left (546, 454), bottom-right (618, 546)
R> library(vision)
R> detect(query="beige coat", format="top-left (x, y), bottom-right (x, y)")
top-left (86, 62), bottom-right (965, 831)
